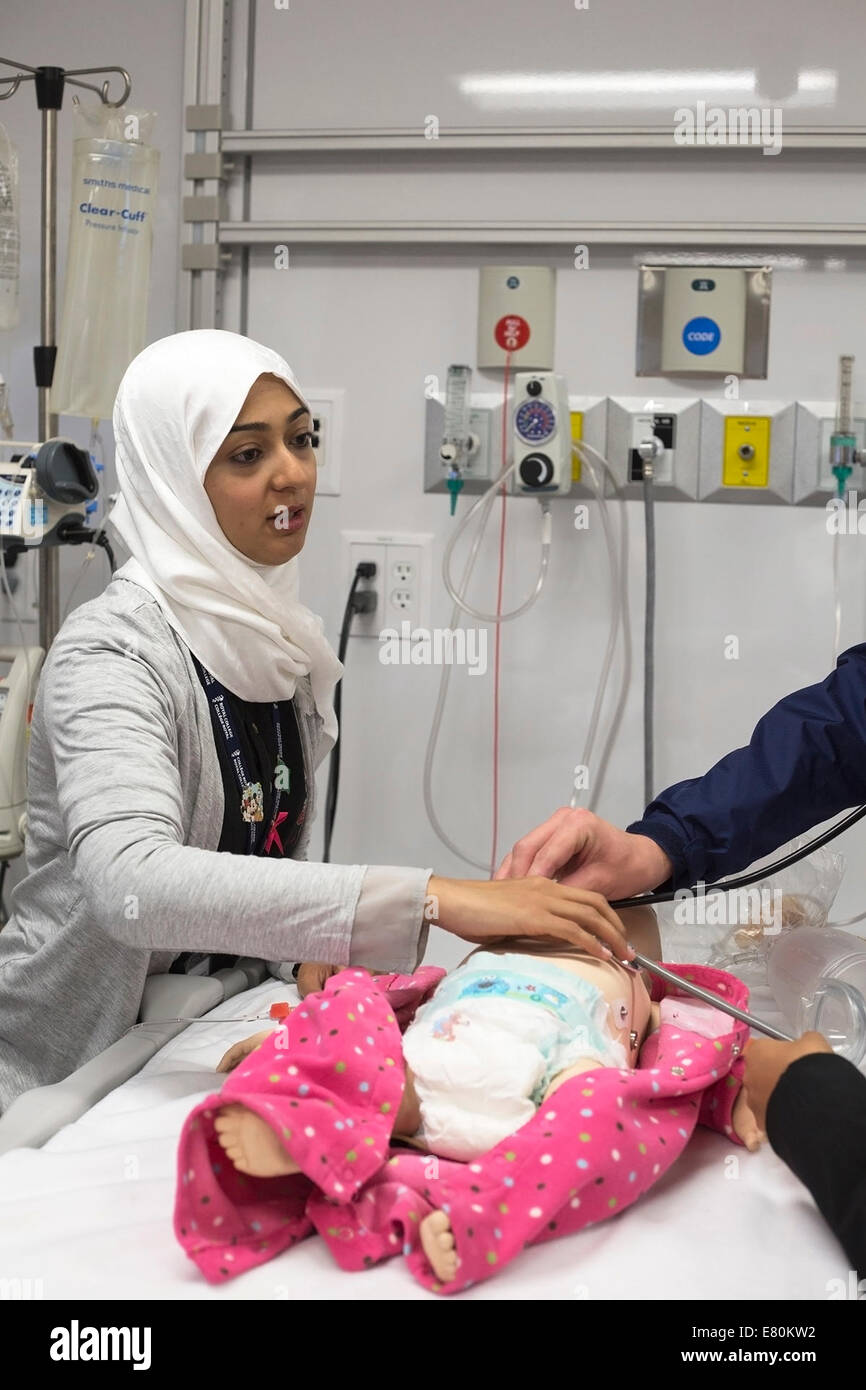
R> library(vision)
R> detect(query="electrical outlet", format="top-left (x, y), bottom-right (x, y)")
top-left (341, 531), bottom-right (433, 638)
top-left (305, 389), bottom-right (344, 496)
top-left (342, 532), bottom-right (385, 636)
top-left (383, 537), bottom-right (432, 631)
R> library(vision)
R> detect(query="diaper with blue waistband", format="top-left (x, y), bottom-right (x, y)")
top-left (401, 951), bottom-right (628, 1161)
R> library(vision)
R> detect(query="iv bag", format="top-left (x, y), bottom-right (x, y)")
top-left (0, 124), bottom-right (20, 331)
top-left (51, 103), bottom-right (160, 420)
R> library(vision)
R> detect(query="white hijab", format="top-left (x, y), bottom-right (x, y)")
top-left (107, 329), bottom-right (342, 749)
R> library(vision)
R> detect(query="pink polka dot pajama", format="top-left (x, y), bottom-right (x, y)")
top-left (174, 961), bottom-right (749, 1293)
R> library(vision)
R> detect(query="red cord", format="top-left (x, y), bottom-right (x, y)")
top-left (490, 352), bottom-right (511, 877)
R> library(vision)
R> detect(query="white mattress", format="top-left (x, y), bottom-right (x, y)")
top-left (0, 974), bottom-right (848, 1301)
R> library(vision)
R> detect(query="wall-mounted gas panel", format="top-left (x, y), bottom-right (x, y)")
top-left (606, 397), bottom-right (701, 501)
top-left (698, 400), bottom-right (795, 505)
top-left (424, 394), bottom-right (863, 506)
top-left (794, 401), bottom-right (866, 505)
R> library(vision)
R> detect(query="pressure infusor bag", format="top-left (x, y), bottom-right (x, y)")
top-left (51, 103), bottom-right (160, 420)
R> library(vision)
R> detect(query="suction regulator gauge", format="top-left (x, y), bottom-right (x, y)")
top-left (515, 398), bottom-right (556, 445)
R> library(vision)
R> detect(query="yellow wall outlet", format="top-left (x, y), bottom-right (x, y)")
top-left (570, 411), bottom-right (584, 481)
top-left (723, 416), bottom-right (771, 487)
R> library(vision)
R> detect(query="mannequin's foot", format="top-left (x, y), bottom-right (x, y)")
top-left (214, 1102), bottom-right (301, 1177)
top-left (420, 1210), bottom-right (459, 1283)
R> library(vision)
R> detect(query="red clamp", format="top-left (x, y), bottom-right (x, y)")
top-left (269, 1001), bottom-right (292, 1021)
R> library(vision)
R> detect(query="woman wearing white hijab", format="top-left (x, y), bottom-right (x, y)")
top-left (0, 330), bottom-right (627, 1112)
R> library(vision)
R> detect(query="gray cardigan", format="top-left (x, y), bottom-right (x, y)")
top-left (0, 576), bottom-right (431, 1112)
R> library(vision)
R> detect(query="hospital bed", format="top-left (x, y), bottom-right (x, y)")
top-left (0, 949), bottom-right (852, 1301)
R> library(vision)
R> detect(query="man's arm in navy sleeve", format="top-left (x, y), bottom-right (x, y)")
top-left (626, 643), bottom-right (866, 889)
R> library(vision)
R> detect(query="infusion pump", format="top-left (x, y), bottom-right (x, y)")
top-left (0, 438), bottom-right (99, 549)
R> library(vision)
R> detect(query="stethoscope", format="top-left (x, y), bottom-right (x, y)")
top-left (607, 802), bottom-right (866, 1044)
top-left (625, 950), bottom-right (793, 1042)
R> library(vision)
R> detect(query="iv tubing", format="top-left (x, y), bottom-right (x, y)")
top-left (643, 463), bottom-right (656, 805)
top-left (441, 459), bottom-right (552, 624)
top-left (423, 486), bottom-right (500, 871)
top-left (569, 440), bottom-right (629, 812)
top-left (833, 525), bottom-right (842, 661)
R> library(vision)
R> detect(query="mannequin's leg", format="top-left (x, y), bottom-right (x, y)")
top-left (417, 1055), bottom-right (597, 1281)
top-left (215, 1066), bottom-right (422, 1178)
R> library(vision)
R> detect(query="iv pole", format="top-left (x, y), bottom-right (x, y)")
top-left (0, 58), bottom-right (131, 650)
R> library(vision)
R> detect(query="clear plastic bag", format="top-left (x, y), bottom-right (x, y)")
top-left (704, 838), bottom-right (846, 984)
top-left (654, 837), bottom-right (845, 984)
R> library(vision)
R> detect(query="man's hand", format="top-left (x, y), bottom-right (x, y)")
top-left (494, 807), bottom-right (673, 899)
top-left (296, 962), bottom-right (341, 998)
top-left (743, 1032), bottom-right (834, 1131)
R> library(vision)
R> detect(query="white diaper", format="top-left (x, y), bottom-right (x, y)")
top-left (402, 952), bottom-right (627, 1161)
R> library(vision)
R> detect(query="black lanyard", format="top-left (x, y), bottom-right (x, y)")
top-left (193, 655), bottom-right (287, 856)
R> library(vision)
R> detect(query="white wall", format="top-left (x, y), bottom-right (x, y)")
top-left (246, 256), bottom-right (866, 965)
top-left (249, 0), bottom-right (866, 130)
top-left (3, 1), bottom-right (866, 958)
top-left (234, 0), bottom-right (866, 964)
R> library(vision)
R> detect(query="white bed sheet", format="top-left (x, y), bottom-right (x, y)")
top-left (0, 975), bottom-right (850, 1301)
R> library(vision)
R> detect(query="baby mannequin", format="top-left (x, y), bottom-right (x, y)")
top-left (211, 909), bottom-right (761, 1283)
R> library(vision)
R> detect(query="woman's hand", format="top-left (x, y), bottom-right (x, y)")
top-left (743, 1032), bottom-right (834, 1131)
top-left (427, 874), bottom-right (632, 962)
top-left (216, 1028), bottom-right (275, 1074)
top-left (494, 807), bottom-right (672, 900)
top-left (296, 962), bottom-right (341, 998)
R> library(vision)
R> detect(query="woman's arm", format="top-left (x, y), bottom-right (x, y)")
top-left (42, 608), bottom-right (633, 974)
top-left (42, 624), bottom-right (428, 971)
